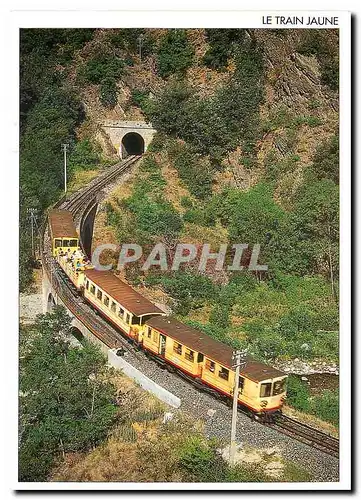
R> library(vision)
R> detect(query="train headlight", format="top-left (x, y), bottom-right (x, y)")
top-left (260, 400), bottom-right (268, 408)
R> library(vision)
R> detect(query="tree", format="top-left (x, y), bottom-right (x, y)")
top-left (19, 307), bottom-right (118, 481)
top-left (203, 29), bottom-right (246, 70)
top-left (100, 77), bottom-right (118, 108)
top-left (309, 134), bottom-right (339, 184)
top-left (157, 30), bottom-right (194, 78)
top-left (68, 138), bottom-right (101, 172)
top-left (292, 179), bottom-right (339, 295)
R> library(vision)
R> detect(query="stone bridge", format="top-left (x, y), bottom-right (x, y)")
top-left (102, 120), bottom-right (156, 159)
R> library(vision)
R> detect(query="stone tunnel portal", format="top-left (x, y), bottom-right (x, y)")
top-left (121, 132), bottom-right (145, 158)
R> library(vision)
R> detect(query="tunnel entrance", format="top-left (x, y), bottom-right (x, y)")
top-left (47, 293), bottom-right (56, 313)
top-left (70, 327), bottom-right (85, 344)
top-left (121, 132), bottom-right (145, 158)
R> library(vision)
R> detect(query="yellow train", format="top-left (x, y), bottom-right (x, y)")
top-left (48, 209), bottom-right (287, 418)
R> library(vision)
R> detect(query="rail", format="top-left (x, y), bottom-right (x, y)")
top-left (265, 413), bottom-right (339, 458)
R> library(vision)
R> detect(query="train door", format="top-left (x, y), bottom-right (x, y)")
top-left (159, 334), bottom-right (166, 356)
top-left (197, 352), bottom-right (204, 377)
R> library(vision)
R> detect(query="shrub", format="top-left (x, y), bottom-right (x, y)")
top-left (173, 145), bottom-right (213, 199)
top-left (297, 31), bottom-right (338, 91)
top-left (82, 53), bottom-right (124, 84)
top-left (130, 88), bottom-right (151, 113)
top-left (160, 272), bottom-right (219, 315)
top-left (311, 389), bottom-right (339, 427)
top-left (203, 29), bottom-right (246, 70)
top-left (209, 303), bottom-right (231, 329)
top-left (179, 437), bottom-right (213, 476)
top-left (285, 376), bottom-right (311, 412)
top-left (68, 138), bottom-right (101, 171)
top-left (308, 134), bottom-right (339, 184)
top-left (100, 77), bottom-right (118, 108)
top-left (157, 29), bottom-right (194, 78)
top-left (278, 307), bottom-right (313, 339)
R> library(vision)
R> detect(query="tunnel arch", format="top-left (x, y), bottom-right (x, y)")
top-left (70, 326), bottom-right (85, 344)
top-left (121, 132), bottom-right (145, 158)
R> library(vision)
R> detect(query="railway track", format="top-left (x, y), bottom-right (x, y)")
top-left (41, 155), bottom-right (141, 355)
top-left (265, 414), bottom-right (339, 458)
top-left (62, 155), bottom-right (140, 215)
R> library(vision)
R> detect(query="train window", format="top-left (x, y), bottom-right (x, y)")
top-left (239, 376), bottom-right (245, 394)
top-left (111, 301), bottom-right (116, 313)
top-left (205, 359), bottom-right (215, 373)
top-left (185, 349), bottom-right (194, 362)
top-left (197, 353), bottom-right (204, 363)
top-left (273, 379), bottom-right (286, 396)
top-left (104, 296), bottom-right (109, 307)
top-left (55, 239), bottom-right (62, 248)
top-left (118, 307), bottom-right (124, 318)
top-left (132, 316), bottom-right (140, 325)
top-left (85, 280), bottom-right (89, 290)
top-left (126, 313), bottom-right (131, 324)
top-left (90, 284), bottom-right (95, 295)
top-left (69, 239), bottom-right (78, 247)
top-left (219, 367), bottom-right (229, 381)
top-left (97, 289), bottom-right (102, 301)
top-left (147, 326), bottom-right (152, 338)
top-left (260, 383), bottom-right (272, 398)
top-left (173, 342), bottom-right (182, 355)
top-left (63, 239), bottom-right (70, 247)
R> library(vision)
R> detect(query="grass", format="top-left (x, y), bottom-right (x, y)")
top-left (286, 375), bottom-right (339, 428)
top-left (67, 168), bottom-right (100, 194)
top-left (50, 369), bottom-right (312, 483)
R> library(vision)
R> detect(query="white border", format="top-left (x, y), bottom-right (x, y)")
top-left (2, 4), bottom-right (352, 494)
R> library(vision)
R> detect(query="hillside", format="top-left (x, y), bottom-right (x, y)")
top-left (20, 27), bottom-right (339, 418)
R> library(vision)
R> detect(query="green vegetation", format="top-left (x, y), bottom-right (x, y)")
top-left (80, 52), bottom-right (124, 85)
top-left (68, 138), bottom-right (101, 172)
top-left (179, 436), bottom-right (264, 482)
top-left (286, 376), bottom-right (339, 426)
top-left (178, 435), bottom-right (310, 482)
top-left (146, 35), bottom-right (264, 164)
top-left (107, 155), bottom-right (182, 246)
top-left (19, 29), bottom-right (108, 290)
top-left (308, 135), bottom-right (339, 183)
top-left (19, 307), bottom-right (118, 481)
top-left (172, 144), bottom-right (214, 199)
top-left (203, 29), bottom-right (246, 70)
top-left (297, 30), bottom-right (339, 90)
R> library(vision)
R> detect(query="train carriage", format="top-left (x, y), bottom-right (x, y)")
top-left (144, 316), bottom-right (287, 415)
top-left (83, 269), bottom-right (166, 340)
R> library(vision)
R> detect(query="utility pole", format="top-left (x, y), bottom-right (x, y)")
top-left (229, 349), bottom-right (248, 466)
top-left (26, 208), bottom-right (38, 258)
top-left (138, 34), bottom-right (144, 60)
top-left (61, 144), bottom-right (69, 194)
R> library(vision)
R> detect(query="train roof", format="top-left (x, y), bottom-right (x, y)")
top-left (84, 269), bottom-right (165, 317)
top-left (145, 316), bottom-right (285, 382)
top-left (48, 210), bottom-right (78, 239)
